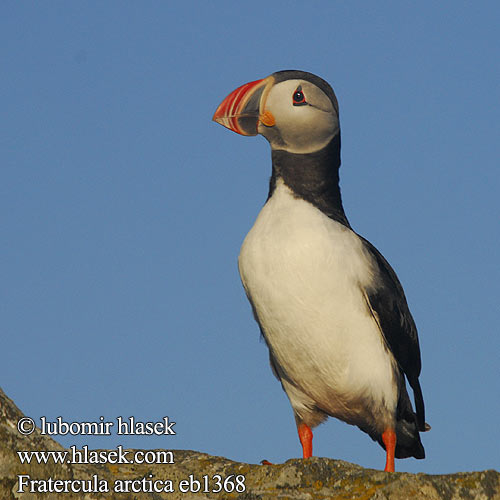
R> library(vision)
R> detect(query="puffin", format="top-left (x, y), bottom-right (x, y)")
top-left (212, 70), bottom-right (428, 472)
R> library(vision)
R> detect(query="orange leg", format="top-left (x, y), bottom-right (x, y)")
top-left (382, 428), bottom-right (396, 472)
top-left (298, 423), bottom-right (313, 458)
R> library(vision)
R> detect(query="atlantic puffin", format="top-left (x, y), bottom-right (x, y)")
top-left (212, 70), bottom-right (428, 472)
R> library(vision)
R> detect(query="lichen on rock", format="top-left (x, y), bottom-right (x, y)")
top-left (1, 387), bottom-right (499, 500)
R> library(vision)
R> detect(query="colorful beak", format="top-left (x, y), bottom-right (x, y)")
top-left (212, 77), bottom-right (273, 136)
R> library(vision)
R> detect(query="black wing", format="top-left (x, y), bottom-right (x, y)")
top-left (360, 236), bottom-right (426, 431)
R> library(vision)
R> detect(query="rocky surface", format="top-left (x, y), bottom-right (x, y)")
top-left (1, 387), bottom-right (499, 499)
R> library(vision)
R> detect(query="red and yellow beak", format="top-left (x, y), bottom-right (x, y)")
top-left (212, 76), bottom-right (275, 136)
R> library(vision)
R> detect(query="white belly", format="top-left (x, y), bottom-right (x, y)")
top-left (238, 181), bottom-right (397, 429)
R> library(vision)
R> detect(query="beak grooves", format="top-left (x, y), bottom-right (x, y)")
top-left (213, 77), bottom-right (273, 136)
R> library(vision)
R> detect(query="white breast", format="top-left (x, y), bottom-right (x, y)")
top-left (238, 180), bottom-right (397, 430)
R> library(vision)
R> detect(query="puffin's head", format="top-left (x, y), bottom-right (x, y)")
top-left (213, 70), bottom-right (339, 155)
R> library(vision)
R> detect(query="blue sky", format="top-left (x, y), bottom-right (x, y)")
top-left (1, 1), bottom-right (499, 474)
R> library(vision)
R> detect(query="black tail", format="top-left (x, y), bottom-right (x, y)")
top-left (393, 413), bottom-right (425, 459)
top-left (409, 377), bottom-right (427, 432)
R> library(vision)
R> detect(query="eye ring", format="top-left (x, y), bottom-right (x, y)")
top-left (293, 88), bottom-right (307, 106)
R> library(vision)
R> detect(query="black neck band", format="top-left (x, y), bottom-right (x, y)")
top-left (268, 134), bottom-right (350, 227)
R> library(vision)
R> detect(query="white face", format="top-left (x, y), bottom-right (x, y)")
top-left (258, 79), bottom-right (339, 154)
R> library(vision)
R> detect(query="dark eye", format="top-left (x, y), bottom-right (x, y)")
top-left (293, 88), bottom-right (307, 106)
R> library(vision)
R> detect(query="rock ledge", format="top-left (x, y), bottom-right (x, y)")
top-left (1, 387), bottom-right (498, 499)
